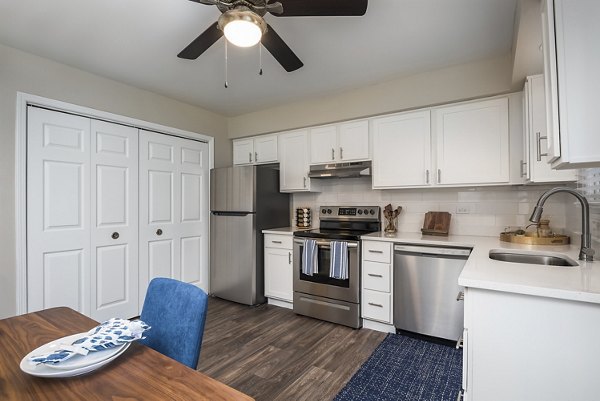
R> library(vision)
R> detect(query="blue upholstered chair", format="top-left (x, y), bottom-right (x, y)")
top-left (139, 278), bottom-right (209, 369)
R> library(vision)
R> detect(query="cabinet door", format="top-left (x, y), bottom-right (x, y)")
top-left (309, 125), bottom-right (338, 164)
top-left (90, 120), bottom-right (139, 321)
top-left (372, 110), bottom-right (431, 188)
top-left (254, 135), bottom-right (278, 164)
top-left (434, 98), bottom-right (509, 185)
top-left (279, 130), bottom-right (311, 192)
top-left (338, 120), bottom-right (369, 161)
top-left (541, 0), bottom-right (561, 162)
top-left (27, 107), bottom-right (92, 315)
top-left (233, 139), bottom-right (254, 165)
top-left (264, 247), bottom-right (293, 302)
top-left (527, 75), bottom-right (576, 183)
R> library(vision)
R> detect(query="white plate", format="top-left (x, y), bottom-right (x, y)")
top-left (20, 334), bottom-right (130, 378)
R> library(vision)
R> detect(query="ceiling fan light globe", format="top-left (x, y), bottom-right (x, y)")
top-left (224, 20), bottom-right (262, 47)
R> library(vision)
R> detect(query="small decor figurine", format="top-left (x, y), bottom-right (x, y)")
top-left (383, 204), bottom-right (402, 233)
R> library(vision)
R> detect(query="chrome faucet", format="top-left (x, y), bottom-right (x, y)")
top-left (529, 187), bottom-right (594, 262)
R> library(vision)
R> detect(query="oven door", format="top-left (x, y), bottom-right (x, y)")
top-left (293, 238), bottom-right (360, 304)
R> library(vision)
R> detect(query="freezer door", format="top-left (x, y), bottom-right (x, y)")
top-left (210, 166), bottom-right (255, 212)
top-left (210, 212), bottom-right (263, 305)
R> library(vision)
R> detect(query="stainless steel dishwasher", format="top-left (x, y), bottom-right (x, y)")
top-left (393, 243), bottom-right (471, 341)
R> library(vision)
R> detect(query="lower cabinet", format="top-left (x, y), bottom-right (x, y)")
top-left (264, 233), bottom-right (293, 307)
top-left (463, 287), bottom-right (600, 401)
top-left (361, 240), bottom-right (395, 332)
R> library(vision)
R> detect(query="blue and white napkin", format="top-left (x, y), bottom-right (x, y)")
top-left (302, 239), bottom-right (318, 276)
top-left (28, 318), bottom-right (150, 365)
top-left (329, 241), bottom-right (349, 280)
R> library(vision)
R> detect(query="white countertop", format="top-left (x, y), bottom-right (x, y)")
top-left (262, 227), bottom-right (311, 235)
top-left (362, 231), bottom-right (600, 304)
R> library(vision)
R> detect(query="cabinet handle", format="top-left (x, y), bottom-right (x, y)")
top-left (520, 160), bottom-right (527, 177)
top-left (368, 249), bottom-right (383, 254)
top-left (455, 333), bottom-right (464, 349)
top-left (248, 152), bottom-right (252, 163)
top-left (340, 147), bottom-right (343, 159)
top-left (271, 240), bottom-right (282, 244)
top-left (303, 177), bottom-right (307, 188)
top-left (536, 132), bottom-right (548, 161)
top-left (426, 169), bottom-right (430, 184)
top-left (456, 291), bottom-right (464, 301)
top-left (368, 302), bottom-right (383, 308)
top-left (367, 273), bottom-right (383, 278)
top-left (331, 148), bottom-right (335, 160)
top-left (255, 152), bottom-right (258, 162)
top-left (288, 252), bottom-right (292, 264)
top-left (456, 389), bottom-right (464, 401)
top-left (438, 169), bottom-right (441, 184)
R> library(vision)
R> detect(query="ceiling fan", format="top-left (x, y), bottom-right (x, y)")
top-left (178, 0), bottom-right (369, 72)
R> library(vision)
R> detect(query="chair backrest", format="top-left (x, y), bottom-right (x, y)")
top-left (139, 278), bottom-right (209, 369)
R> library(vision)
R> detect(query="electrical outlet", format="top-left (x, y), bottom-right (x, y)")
top-left (457, 206), bottom-right (471, 214)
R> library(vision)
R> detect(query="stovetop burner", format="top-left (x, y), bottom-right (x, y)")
top-left (294, 206), bottom-right (381, 240)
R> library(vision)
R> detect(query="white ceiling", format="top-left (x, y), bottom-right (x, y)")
top-left (0, 0), bottom-right (517, 116)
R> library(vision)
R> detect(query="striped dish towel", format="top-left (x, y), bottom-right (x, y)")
top-left (329, 241), bottom-right (349, 280)
top-left (302, 239), bottom-right (318, 276)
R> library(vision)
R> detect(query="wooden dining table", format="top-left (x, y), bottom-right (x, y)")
top-left (0, 307), bottom-right (254, 401)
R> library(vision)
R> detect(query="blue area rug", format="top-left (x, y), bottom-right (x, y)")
top-left (334, 333), bottom-right (462, 401)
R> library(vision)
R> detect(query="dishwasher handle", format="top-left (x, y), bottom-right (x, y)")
top-left (394, 244), bottom-right (471, 257)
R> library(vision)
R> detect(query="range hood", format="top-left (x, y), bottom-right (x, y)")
top-left (308, 161), bottom-right (371, 179)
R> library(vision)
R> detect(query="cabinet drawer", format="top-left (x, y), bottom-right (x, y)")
top-left (363, 241), bottom-right (391, 263)
top-left (362, 261), bottom-right (391, 292)
top-left (264, 234), bottom-right (293, 249)
top-left (362, 290), bottom-right (392, 323)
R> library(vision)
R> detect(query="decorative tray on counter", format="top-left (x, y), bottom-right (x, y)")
top-left (499, 231), bottom-right (570, 245)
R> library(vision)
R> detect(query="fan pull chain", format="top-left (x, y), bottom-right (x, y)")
top-left (259, 43), bottom-right (263, 76)
top-left (224, 39), bottom-right (229, 88)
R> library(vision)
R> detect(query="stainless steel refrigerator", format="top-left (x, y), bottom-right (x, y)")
top-left (210, 165), bottom-right (290, 305)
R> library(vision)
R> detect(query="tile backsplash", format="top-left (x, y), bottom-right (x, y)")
top-left (571, 168), bottom-right (600, 249)
top-left (292, 179), bottom-right (571, 237)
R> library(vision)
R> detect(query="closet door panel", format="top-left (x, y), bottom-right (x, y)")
top-left (91, 120), bottom-right (139, 321)
top-left (27, 107), bottom-right (91, 314)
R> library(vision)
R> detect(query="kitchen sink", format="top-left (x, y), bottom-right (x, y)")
top-left (489, 250), bottom-right (578, 267)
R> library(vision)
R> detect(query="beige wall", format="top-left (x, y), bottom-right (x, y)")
top-left (0, 43), bottom-right (230, 318)
top-left (228, 54), bottom-right (518, 138)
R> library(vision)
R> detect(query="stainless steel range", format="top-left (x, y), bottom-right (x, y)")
top-left (293, 206), bottom-right (381, 328)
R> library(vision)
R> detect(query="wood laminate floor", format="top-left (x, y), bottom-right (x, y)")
top-left (197, 297), bottom-right (386, 401)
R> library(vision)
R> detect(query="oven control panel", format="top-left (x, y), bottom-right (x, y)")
top-left (319, 206), bottom-right (380, 220)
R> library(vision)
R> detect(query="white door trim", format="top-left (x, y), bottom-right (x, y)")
top-left (15, 92), bottom-right (215, 315)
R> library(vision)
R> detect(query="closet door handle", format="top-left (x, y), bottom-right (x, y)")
top-left (111, 232), bottom-right (119, 240)
top-left (156, 229), bottom-right (163, 236)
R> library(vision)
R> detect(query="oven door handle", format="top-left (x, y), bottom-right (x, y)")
top-left (293, 239), bottom-right (358, 249)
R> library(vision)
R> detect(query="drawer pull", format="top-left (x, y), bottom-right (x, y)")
top-left (271, 240), bottom-right (282, 244)
top-left (367, 273), bottom-right (383, 278)
top-left (368, 250), bottom-right (384, 254)
top-left (456, 291), bottom-right (465, 301)
top-left (368, 302), bottom-right (383, 308)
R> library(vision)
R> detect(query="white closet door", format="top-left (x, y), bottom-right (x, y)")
top-left (90, 120), bottom-right (139, 321)
top-left (138, 130), bottom-right (209, 309)
top-left (27, 107), bottom-right (91, 314)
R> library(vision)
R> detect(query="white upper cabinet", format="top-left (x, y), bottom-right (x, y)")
top-left (372, 110), bottom-right (431, 188)
top-left (233, 135), bottom-right (278, 165)
top-left (433, 97), bottom-right (509, 185)
top-left (523, 75), bottom-right (576, 183)
top-left (309, 120), bottom-right (369, 164)
top-left (541, 0), bottom-right (600, 168)
top-left (279, 129), bottom-right (316, 192)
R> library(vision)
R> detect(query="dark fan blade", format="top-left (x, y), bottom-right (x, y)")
top-left (274, 0), bottom-right (368, 17)
top-left (189, 0), bottom-right (218, 4)
top-left (262, 25), bottom-right (303, 72)
top-left (177, 22), bottom-right (223, 60)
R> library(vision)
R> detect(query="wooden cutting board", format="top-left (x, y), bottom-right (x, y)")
top-left (421, 211), bottom-right (451, 236)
